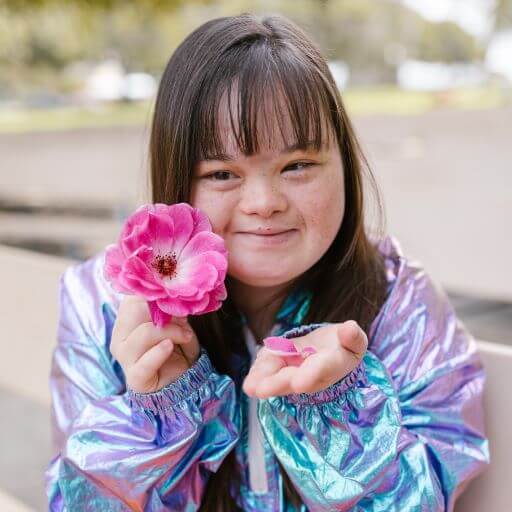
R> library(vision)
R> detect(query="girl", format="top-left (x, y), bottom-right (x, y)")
top-left (45, 13), bottom-right (489, 511)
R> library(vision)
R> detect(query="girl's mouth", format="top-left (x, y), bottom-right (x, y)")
top-left (238, 229), bottom-right (298, 245)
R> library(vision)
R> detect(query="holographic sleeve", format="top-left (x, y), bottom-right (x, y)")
top-left (44, 264), bottom-right (240, 511)
top-left (258, 261), bottom-right (490, 512)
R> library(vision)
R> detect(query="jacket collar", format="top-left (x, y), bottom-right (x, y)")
top-left (274, 286), bottom-right (312, 332)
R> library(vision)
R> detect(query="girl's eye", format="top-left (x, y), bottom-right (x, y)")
top-left (283, 162), bottom-right (315, 173)
top-left (204, 171), bottom-right (235, 181)
top-left (202, 162), bottom-right (315, 181)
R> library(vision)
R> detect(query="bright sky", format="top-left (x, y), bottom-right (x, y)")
top-left (399, 0), bottom-right (495, 38)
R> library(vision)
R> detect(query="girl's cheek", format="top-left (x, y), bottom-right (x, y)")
top-left (199, 196), bottom-right (236, 238)
top-left (301, 172), bottom-right (344, 238)
top-left (190, 185), bottom-right (216, 212)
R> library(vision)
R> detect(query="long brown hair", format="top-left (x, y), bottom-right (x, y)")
top-left (149, 12), bottom-right (388, 511)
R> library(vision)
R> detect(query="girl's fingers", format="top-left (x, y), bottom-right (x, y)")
top-left (290, 349), bottom-right (351, 394)
top-left (122, 321), bottom-right (193, 366)
top-left (287, 323), bottom-right (366, 394)
top-left (242, 349), bottom-right (285, 395)
top-left (170, 315), bottom-right (189, 326)
top-left (129, 338), bottom-right (174, 388)
top-left (112, 295), bottom-right (152, 343)
top-left (253, 366), bottom-right (298, 398)
top-left (291, 323), bottom-right (336, 352)
top-left (337, 321), bottom-right (368, 359)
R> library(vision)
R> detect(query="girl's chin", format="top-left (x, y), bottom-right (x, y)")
top-left (228, 269), bottom-right (300, 288)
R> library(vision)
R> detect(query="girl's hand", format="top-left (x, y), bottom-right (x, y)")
top-left (110, 295), bottom-right (201, 394)
top-left (242, 321), bottom-right (368, 399)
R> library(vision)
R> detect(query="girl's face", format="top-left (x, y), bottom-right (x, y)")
top-left (190, 97), bottom-right (345, 290)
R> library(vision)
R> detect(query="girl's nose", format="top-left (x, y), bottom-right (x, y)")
top-left (239, 177), bottom-right (287, 218)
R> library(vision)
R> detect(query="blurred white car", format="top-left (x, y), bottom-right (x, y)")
top-left (122, 73), bottom-right (157, 101)
top-left (328, 60), bottom-right (350, 90)
top-left (83, 59), bottom-right (157, 102)
top-left (486, 30), bottom-right (512, 82)
top-left (397, 59), bottom-right (488, 91)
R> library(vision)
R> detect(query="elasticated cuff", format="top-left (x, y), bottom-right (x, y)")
top-left (127, 348), bottom-right (214, 414)
top-left (280, 323), bottom-right (367, 405)
top-left (285, 363), bottom-right (366, 405)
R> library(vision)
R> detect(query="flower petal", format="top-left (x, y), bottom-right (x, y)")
top-left (104, 244), bottom-right (124, 281)
top-left (119, 205), bottom-right (150, 242)
top-left (178, 256), bottom-right (219, 293)
top-left (162, 251), bottom-right (226, 303)
top-left (107, 277), bottom-right (134, 295)
top-left (200, 283), bottom-right (227, 314)
top-left (117, 255), bottom-right (168, 299)
top-left (124, 256), bottom-right (162, 288)
top-left (162, 274), bottom-right (199, 298)
top-left (263, 336), bottom-right (299, 353)
top-left (213, 282), bottom-right (228, 301)
top-left (155, 281), bottom-right (225, 316)
top-left (181, 248), bottom-right (227, 279)
top-left (121, 216), bottom-right (153, 256)
top-left (135, 246), bottom-right (155, 267)
top-left (186, 293), bottom-right (211, 314)
top-left (179, 231), bottom-right (227, 261)
top-left (166, 203), bottom-right (195, 258)
top-left (190, 207), bottom-right (212, 238)
top-left (147, 211), bottom-right (175, 248)
top-left (156, 296), bottom-right (199, 316)
top-left (148, 301), bottom-right (172, 328)
top-left (118, 274), bottom-right (167, 300)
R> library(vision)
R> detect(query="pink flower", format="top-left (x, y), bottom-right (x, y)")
top-left (263, 336), bottom-right (317, 367)
top-left (104, 202), bottom-right (228, 327)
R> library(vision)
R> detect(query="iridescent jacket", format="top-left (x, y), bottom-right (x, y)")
top-left (44, 235), bottom-right (490, 511)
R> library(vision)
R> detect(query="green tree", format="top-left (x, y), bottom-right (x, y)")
top-left (417, 21), bottom-right (483, 62)
top-left (0, 0), bottom-right (485, 95)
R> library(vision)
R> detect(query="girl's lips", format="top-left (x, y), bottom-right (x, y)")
top-left (237, 229), bottom-right (298, 244)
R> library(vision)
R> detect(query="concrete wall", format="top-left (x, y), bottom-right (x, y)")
top-left (0, 245), bottom-right (75, 406)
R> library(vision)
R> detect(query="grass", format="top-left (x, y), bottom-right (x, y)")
top-left (0, 101), bottom-right (154, 134)
top-left (0, 85), bottom-right (509, 134)
top-left (343, 85), bottom-right (508, 116)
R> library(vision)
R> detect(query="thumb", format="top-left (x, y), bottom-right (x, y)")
top-left (172, 315), bottom-right (190, 328)
top-left (337, 321), bottom-right (368, 359)
top-left (172, 316), bottom-right (200, 363)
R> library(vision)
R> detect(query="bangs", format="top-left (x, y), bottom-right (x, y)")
top-left (193, 41), bottom-right (337, 161)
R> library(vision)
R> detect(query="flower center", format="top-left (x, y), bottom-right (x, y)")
top-left (152, 252), bottom-right (178, 278)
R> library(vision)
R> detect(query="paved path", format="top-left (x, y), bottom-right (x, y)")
top-left (0, 387), bottom-right (49, 511)
top-left (354, 107), bottom-right (512, 302)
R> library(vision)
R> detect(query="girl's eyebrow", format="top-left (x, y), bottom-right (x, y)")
top-left (203, 140), bottom-right (318, 162)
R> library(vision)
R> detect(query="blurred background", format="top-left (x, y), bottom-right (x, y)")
top-left (0, 0), bottom-right (511, 509)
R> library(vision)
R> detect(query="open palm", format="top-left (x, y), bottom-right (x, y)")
top-left (242, 321), bottom-right (368, 398)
